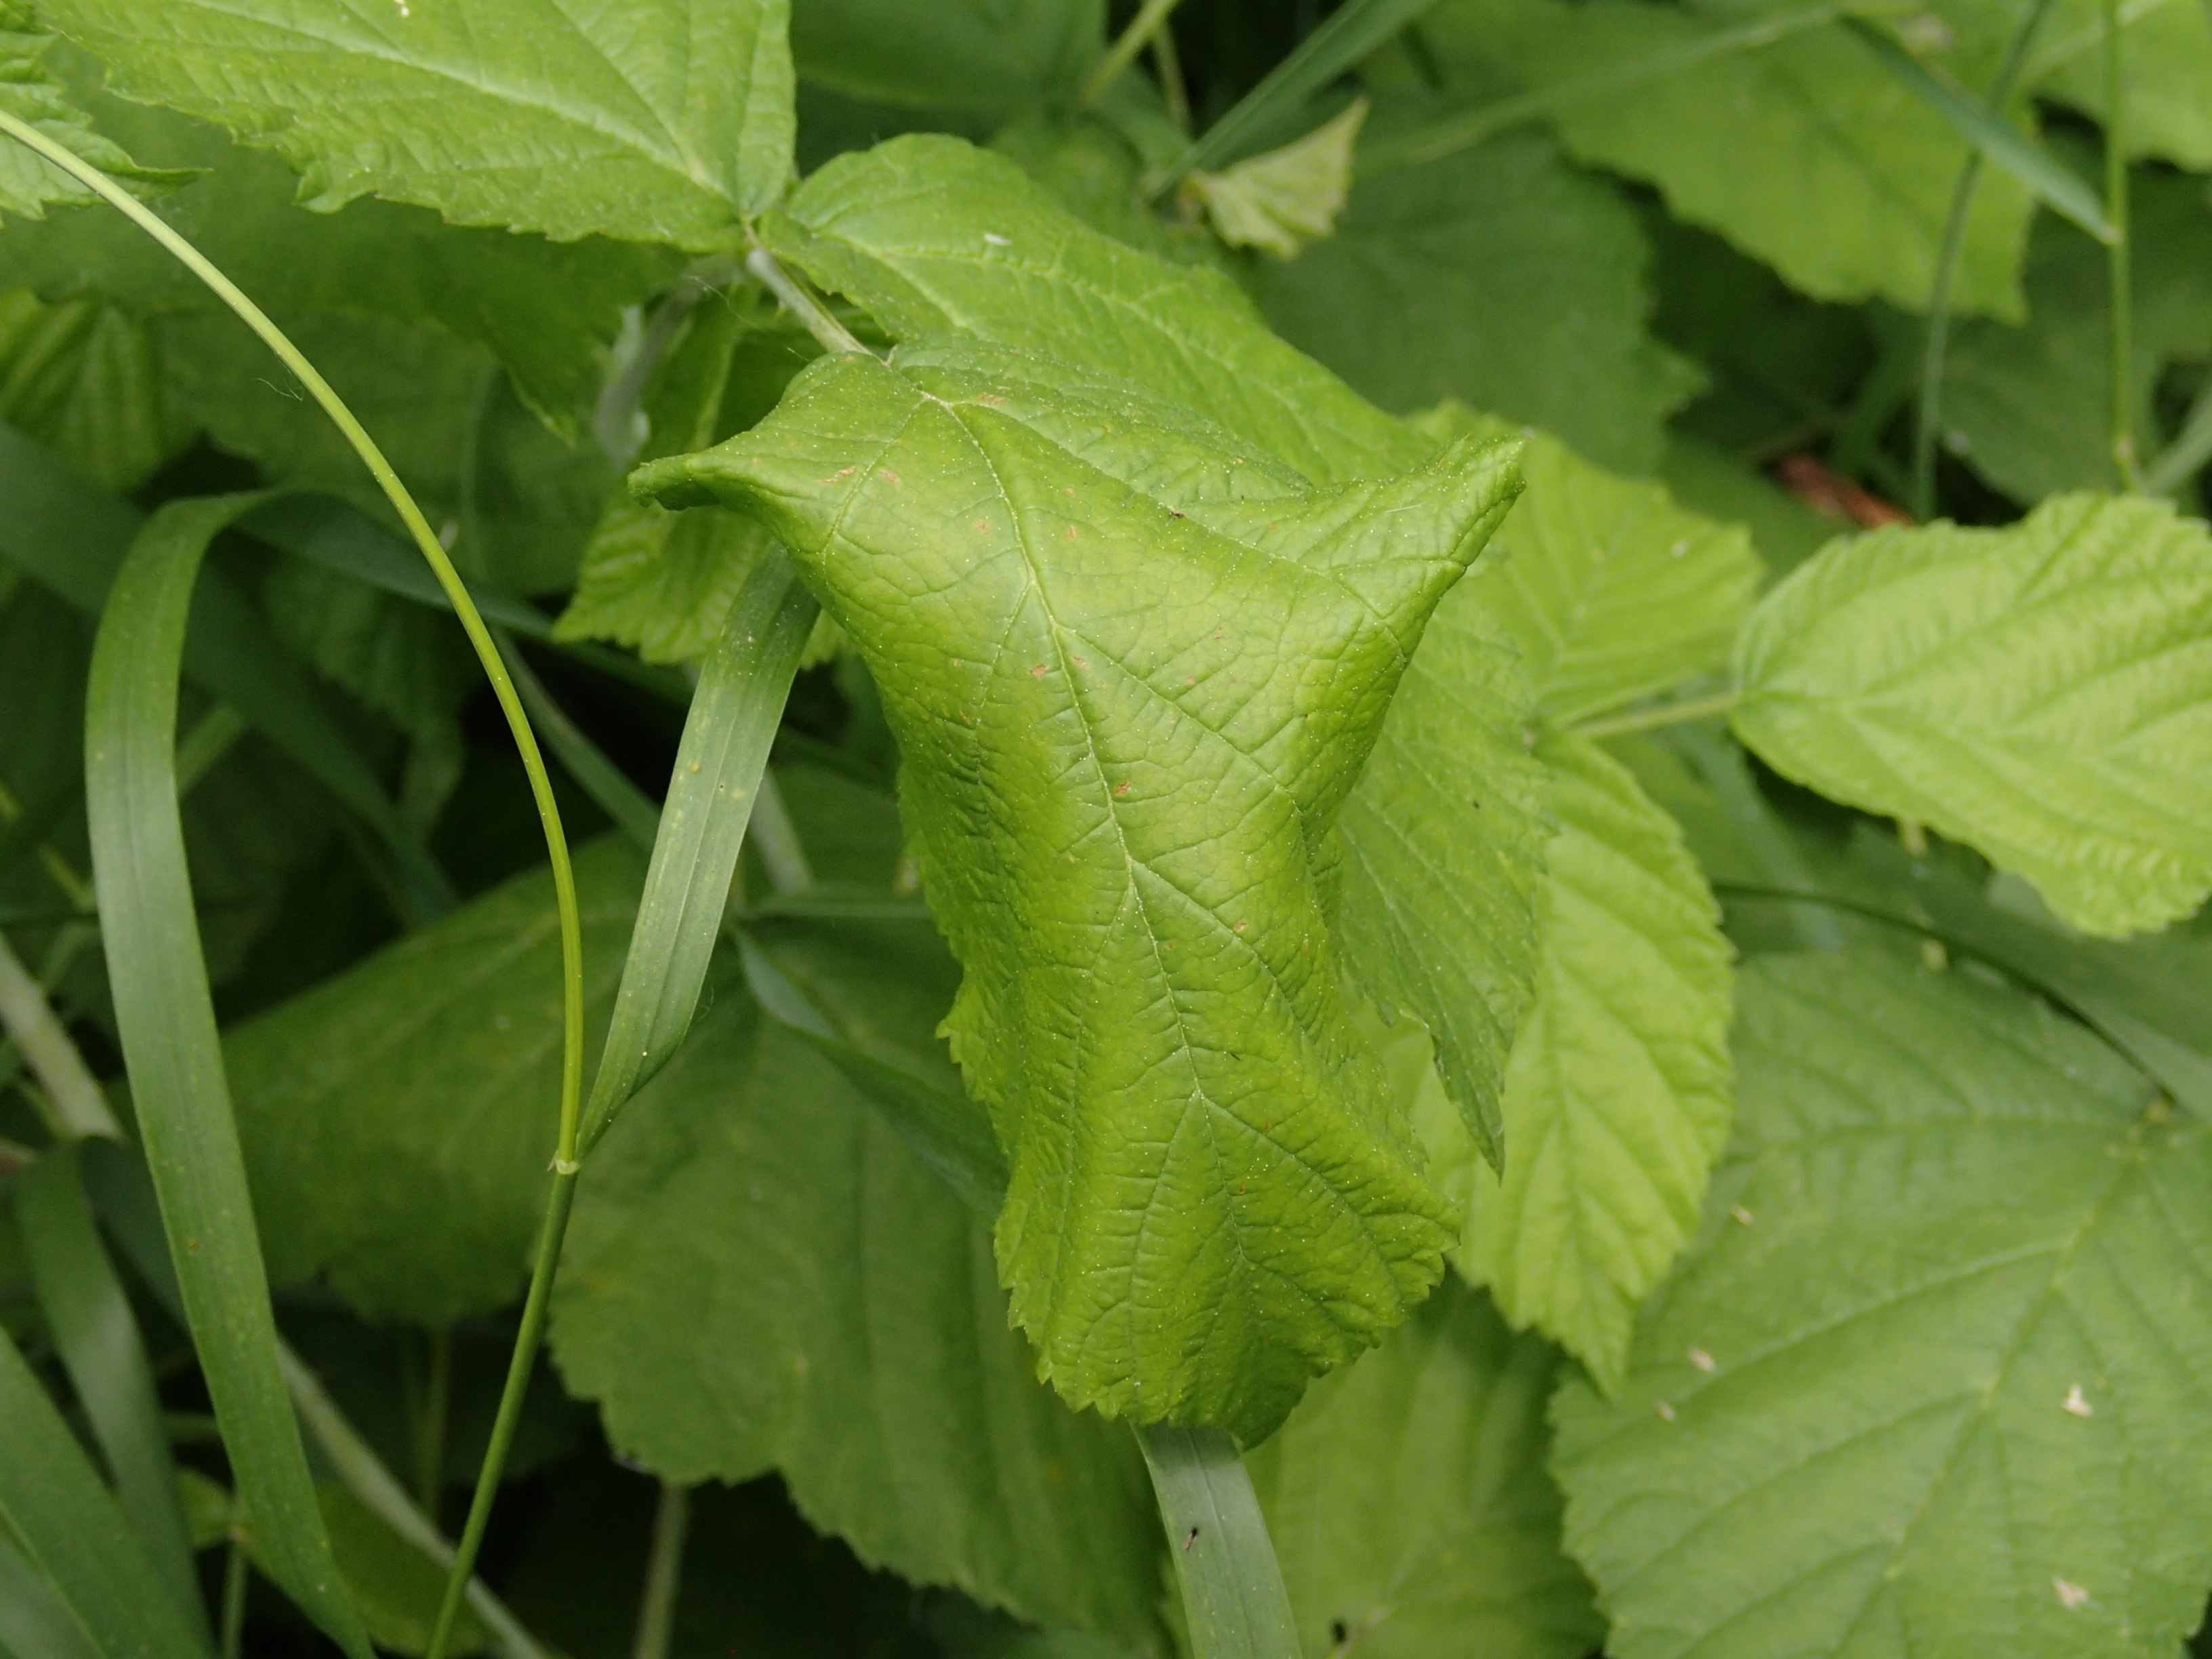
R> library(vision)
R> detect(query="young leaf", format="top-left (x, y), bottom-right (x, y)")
top-left (1414, 404), bottom-right (1761, 726)
top-left (226, 839), bottom-right (645, 1328)
top-left (552, 995), bottom-right (1166, 1646)
top-left (1252, 129), bottom-right (1702, 472)
top-left (1244, 1277), bottom-right (1602, 1658)
top-left (0, 1323), bottom-right (215, 1659)
top-left (1419, 0), bottom-right (2034, 318)
top-left (0, 3), bottom-right (184, 222)
top-left (1184, 97), bottom-right (1367, 260)
top-left (1451, 733), bottom-right (1734, 1392)
top-left (763, 133), bottom-right (1552, 1174)
top-left (83, 495), bottom-right (373, 1658)
top-left (638, 342), bottom-right (1519, 1437)
top-left (1552, 952), bottom-right (2212, 1659)
top-left (1732, 492), bottom-right (2212, 936)
top-left (37, 0), bottom-right (796, 244)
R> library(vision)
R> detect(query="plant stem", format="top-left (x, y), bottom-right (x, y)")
top-left (1082, 0), bottom-right (1190, 105)
top-left (744, 246), bottom-right (867, 356)
top-left (1570, 688), bottom-right (1742, 741)
top-left (2143, 373), bottom-right (2212, 494)
top-left (0, 931), bottom-right (120, 1141)
top-left (0, 110), bottom-right (588, 1659)
top-left (428, 1171), bottom-right (577, 1658)
top-left (219, 1540), bottom-right (249, 1659)
top-left (414, 1328), bottom-right (453, 1521)
top-left (1154, 21), bottom-right (1193, 131)
top-left (629, 1483), bottom-right (691, 1659)
top-left (1912, 0), bottom-right (2055, 520)
top-left (2103, 0), bottom-right (2139, 488)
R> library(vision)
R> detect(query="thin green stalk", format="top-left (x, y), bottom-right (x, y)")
top-left (219, 1541), bottom-right (249, 1659)
top-left (1082, 0), bottom-right (1191, 104)
top-left (2143, 373), bottom-right (2212, 494)
top-left (415, 1328), bottom-right (453, 1520)
top-left (2104, 0), bottom-right (2139, 487)
top-left (1570, 688), bottom-right (1742, 741)
top-left (0, 102), bottom-right (589, 1230)
top-left (630, 1483), bottom-right (692, 1659)
top-left (1154, 21), bottom-right (1192, 131)
top-left (0, 930), bottom-right (119, 1140)
top-left (1912, 0), bottom-right (2056, 519)
top-left (744, 246), bottom-right (866, 356)
top-left (428, 1172), bottom-right (577, 1657)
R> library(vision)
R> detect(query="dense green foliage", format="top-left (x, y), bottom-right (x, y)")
top-left (2, 2), bottom-right (2210, 1656)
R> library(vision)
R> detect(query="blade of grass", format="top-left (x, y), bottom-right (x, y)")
top-left (1136, 1425), bottom-right (1301, 1659)
top-left (2144, 374), bottom-right (2212, 495)
top-left (629, 1483), bottom-right (691, 1659)
top-left (16, 1145), bottom-right (205, 1640)
top-left (503, 636), bottom-right (663, 853)
top-left (1841, 17), bottom-right (2114, 242)
top-left (1151, 0), bottom-right (1440, 190)
top-left (0, 427), bottom-right (456, 919)
top-left (83, 493), bottom-right (375, 1659)
top-left (2102, 0), bottom-right (2139, 487)
top-left (574, 549), bottom-right (819, 1153)
top-left (0, 930), bottom-right (119, 1140)
top-left (0, 1320), bottom-right (216, 1657)
top-left (1910, 0), bottom-right (2057, 518)
top-left (0, 1536), bottom-right (104, 1659)
top-left (79, 1139), bottom-right (554, 1659)
top-left (1081, 0), bottom-right (1191, 105)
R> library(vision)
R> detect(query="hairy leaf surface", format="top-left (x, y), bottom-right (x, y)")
top-left (1454, 735), bottom-right (1734, 1391)
top-left (1421, 0), bottom-right (2033, 317)
top-left (1553, 953), bottom-right (2212, 1659)
top-left (636, 339), bottom-right (1519, 1437)
top-left (1733, 493), bottom-right (2212, 936)
top-left (554, 989), bottom-right (1162, 1644)
top-left (1254, 130), bottom-right (1700, 473)
top-left (39, 0), bottom-right (796, 244)
top-left (227, 840), bottom-right (644, 1326)
top-left (1245, 1277), bottom-right (1601, 1658)
top-left (764, 133), bottom-right (1550, 1167)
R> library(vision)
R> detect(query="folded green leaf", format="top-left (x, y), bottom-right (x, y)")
top-left (1447, 734), bottom-right (1734, 1391)
top-left (1244, 1276), bottom-right (1601, 1658)
top-left (636, 339), bottom-right (1519, 1438)
top-left (1416, 404), bottom-right (1760, 725)
top-left (37, 0), bottom-right (796, 245)
top-left (83, 495), bottom-right (373, 1658)
top-left (1553, 951), bottom-right (2212, 1658)
top-left (226, 838), bottom-right (644, 1327)
top-left (1732, 492), bottom-right (2212, 935)
top-left (554, 994), bottom-right (1164, 1645)
top-left (0, 1322), bottom-right (213, 1658)
top-left (764, 133), bottom-right (1551, 1177)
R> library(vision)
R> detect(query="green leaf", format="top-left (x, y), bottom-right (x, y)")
top-left (0, 1536), bottom-right (104, 1659)
top-left (1551, 951), bottom-right (2212, 1659)
top-left (636, 339), bottom-right (1518, 1437)
top-left (37, 0), bottom-right (795, 245)
top-left (1449, 734), bottom-right (1734, 1391)
top-left (1254, 129), bottom-right (1701, 473)
top-left (552, 994), bottom-right (1166, 1645)
top-left (82, 495), bottom-right (372, 1658)
top-left (792, 0), bottom-right (1100, 116)
top-left (1656, 434), bottom-right (1841, 581)
top-left (226, 838), bottom-right (645, 1327)
top-left (763, 134), bottom-right (1552, 1168)
top-left (0, 3), bottom-right (185, 222)
top-left (1940, 165), bottom-right (2212, 501)
top-left (16, 1146), bottom-right (203, 1635)
top-left (1415, 405), bottom-right (1761, 725)
top-left (0, 287), bottom-right (174, 490)
top-left (1185, 97), bottom-right (1367, 260)
top-left (1245, 1277), bottom-right (1601, 1658)
top-left (262, 560), bottom-right (476, 742)
top-left (1136, 1425), bottom-right (1299, 1659)
top-left (1420, 0), bottom-right (2034, 318)
top-left (0, 1322), bottom-right (213, 1658)
top-left (1732, 492), bottom-right (2212, 936)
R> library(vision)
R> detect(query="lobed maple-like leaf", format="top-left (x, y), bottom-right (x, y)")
top-left (636, 340), bottom-right (1521, 1439)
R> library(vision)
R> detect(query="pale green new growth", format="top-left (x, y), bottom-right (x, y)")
top-left (636, 339), bottom-right (1519, 1439)
top-left (1733, 492), bottom-right (2212, 935)
top-left (1185, 97), bottom-right (1367, 260)
top-left (35, 0), bottom-right (796, 245)
top-left (1245, 1277), bottom-right (1601, 1658)
top-left (1456, 734), bottom-right (1733, 1391)
top-left (763, 134), bottom-right (1551, 1172)
top-left (1554, 954), bottom-right (2212, 1659)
